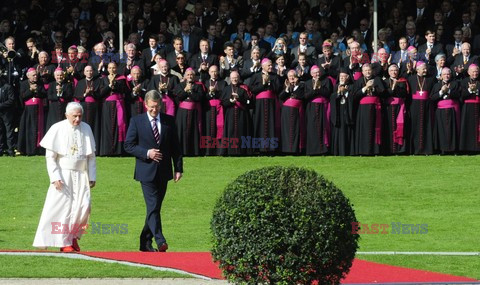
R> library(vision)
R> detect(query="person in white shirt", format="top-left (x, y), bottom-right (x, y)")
top-left (33, 102), bottom-right (96, 252)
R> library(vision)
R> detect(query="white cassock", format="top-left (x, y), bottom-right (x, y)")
top-left (33, 120), bottom-right (96, 248)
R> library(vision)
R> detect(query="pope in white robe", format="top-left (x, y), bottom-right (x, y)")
top-left (33, 102), bottom-right (96, 252)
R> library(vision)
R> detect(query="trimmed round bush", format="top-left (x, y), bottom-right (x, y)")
top-left (211, 166), bottom-right (359, 284)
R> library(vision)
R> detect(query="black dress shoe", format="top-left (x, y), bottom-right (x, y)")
top-left (140, 243), bottom-right (158, 252)
top-left (158, 243), bottom-right (168, 252)
top-left (7, 151), bottom-right (15, 157)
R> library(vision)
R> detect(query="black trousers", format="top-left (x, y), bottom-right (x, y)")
top-left (0, 109), bottom-right (15, 154)
top-left (140, 177), bottom-right (168, 247)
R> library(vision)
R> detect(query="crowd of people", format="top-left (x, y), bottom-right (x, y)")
top-left (0, 0), bottom-right (480, 157)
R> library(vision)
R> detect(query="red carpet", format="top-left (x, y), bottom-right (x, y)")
top-left (80, 251), bottom-right (478, 283)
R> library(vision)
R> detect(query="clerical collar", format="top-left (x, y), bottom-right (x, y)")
top-left (159, 72), bottom-right (168, 77)
top-left (86, 78), bottom-right (92, 81)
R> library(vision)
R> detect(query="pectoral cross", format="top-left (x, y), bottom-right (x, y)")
top-left (70, 144), bottom-right (78, 155)
top-left (419, 91), bottom-right (424, 96)
top-left (32, 97), bottom-right (36, 102)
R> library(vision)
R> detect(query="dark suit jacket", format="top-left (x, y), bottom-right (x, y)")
top-left (124, 112), bottom-right (183, 182)
top-left (417, 42), bottom-right (444, 66)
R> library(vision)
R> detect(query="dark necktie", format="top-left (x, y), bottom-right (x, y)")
top-left (152, 118), bottom-right (160, 144)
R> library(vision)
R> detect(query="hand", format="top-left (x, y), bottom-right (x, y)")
top-left (53, 180), bottom-right (63, 191)
top-left (200, 62), bottom-right (208, 71)
top-left (89, 181), bottom-right (96, 188)
top-left (174, 172), bottom-right (182, 182)
top-left (468, 82), bottom-right (477, 92)
top-left (441, 83), bottom-right (450, 93)
top-left (338, 85), bottom-right (346, 93)
top-left (67, 66), bottom-right (74, 74)
top-left (148, 148), bottom-right (163, 162)
top-left (426, 48), bottom-right (431, 56)
top-left (366, 79), bottom-right (374, 88)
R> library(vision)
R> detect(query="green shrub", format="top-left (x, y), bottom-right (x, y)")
top-left (211, 166), bottom-right (359, 284)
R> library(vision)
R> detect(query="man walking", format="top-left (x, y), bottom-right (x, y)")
top-left (124, 90), bottom-right (183, 252)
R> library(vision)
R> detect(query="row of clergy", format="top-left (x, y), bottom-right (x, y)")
top-left (15, 59), bottom-right (480, 157)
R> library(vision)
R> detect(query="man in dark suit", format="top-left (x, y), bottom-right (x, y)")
top-left (177, 20), bottom-right (201, 55)
top-left (124, 90), bottom-right (183, 252)
top-left (166, 37), bottom-right (192, 69)
top-left (417, 30), bottom-right (444, 66)
top-left (189, 39), bottom-right (219, 82)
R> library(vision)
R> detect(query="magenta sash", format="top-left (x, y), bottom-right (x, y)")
top-left (73, 78), bottom-right (78, 87)
top-left (234, 101), bottom-right (246, 110)
top-left (412, 91), bottom-right (429, 100)
top-left (84, 96), bottom-right (96, 103)
top-left (208, 99), bottom-right (224, 139)
top-left (256, 90), bottom-right (281, 138)
top-left (353, 71), bottom-right (362, 81)
top-left (360, 96), bottom-right (382, 145)
top-left (327, 75), bottom-right (337, 87)
top-left (387, 97), bottom-right (406, 145)
top-left (179, 101), bottom-right (202, 136)
top-left (437, 99), bottom-right (460, 133)
top-left (105, 93), bottom-right (126, 142)
top-left (162, 94), bottom-right (176, 117)
top-left (464, 97), bottom-right (480, 104)
top-left (464, 97), bottom-right (480, 142)
top-left (43, 83), bottom-right (49, 90)
top-left (312, 96), bottom-right (331, 146)
top-left (283, 98), bottom-right (306, 149)
top-left (24, 98), bottom-right (44, 147)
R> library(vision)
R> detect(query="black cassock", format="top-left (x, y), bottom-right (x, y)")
top-left (250, 72), bottom-right (281, 152)
top-left (99, 75), bottom-right (128, 156)
top-left (382, 77), bottom-right (408, 154)
top-left (74, 77), bottom-right (103, 155)
top-left (45, 81), bottom-right (73, 132)
top-left (148, 73), bottom-right (179, 117)
top-left (353, 76), bottom-right (386, 155)
top-left (17, 80), bottom-right (47, 155)
top-left (459, 77), bottom-right (480, 152)
top-left (221, 84), bottom-right (252, 156)
top-left (304, 78), bottom-right (333, 155)
top-left (279, 83), bottom-right (306, 154)
top-left (330, 82), bottom-right (355, 156)
top-left (431, 79), bottom-right (461, 153)
top-left (407, 75), bottom-right (436, 154)
top-left (125, 78), bottom-right (149, 119)
top-left (60, 60), bottom-right (87, 85)
top-left (202, 78), bottom-right (227, 156)
top-left (174, 81), bottom-right (205, 156)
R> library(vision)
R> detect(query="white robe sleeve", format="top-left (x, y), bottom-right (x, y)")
top-left (87, 153), bottom-right (96, 181)
top-left (45, 150), bottom-right (62, 183)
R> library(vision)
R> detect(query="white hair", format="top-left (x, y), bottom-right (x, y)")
top-left (65, 102), bottom-right (84, 115)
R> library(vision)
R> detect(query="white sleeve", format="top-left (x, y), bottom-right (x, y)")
top-left (45, 150), bottom-right (62, 183)
top-left (87, 153), bottom-right (96, 182)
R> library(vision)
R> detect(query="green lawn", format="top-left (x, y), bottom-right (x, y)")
top-left (0, 155), bottom-right (479, 279)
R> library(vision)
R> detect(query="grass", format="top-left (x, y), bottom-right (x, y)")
top-left (0, 155), bottom-right (479, 279)
top-left (0, 256), bottom-right (188, 278)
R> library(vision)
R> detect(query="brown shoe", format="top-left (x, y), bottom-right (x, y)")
top-left (158, 243), bottom-right (168, 252)
top-left (72, 238), bottom-right (80, 252)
